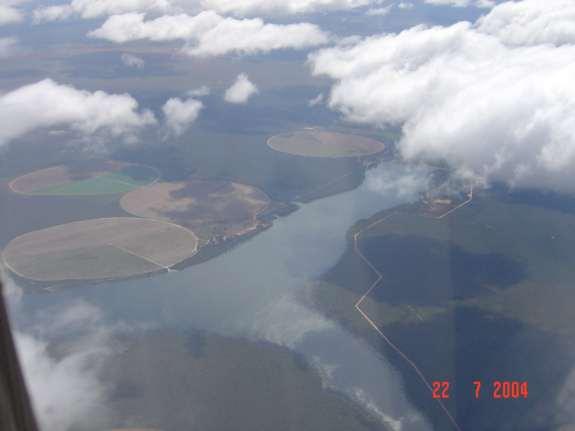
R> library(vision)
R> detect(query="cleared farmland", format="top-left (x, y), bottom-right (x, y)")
top-left (267, 129), bottom-right (385, 158)
top-left (2, 218), bottom-right (199, 282)
top-left (120, 179), bottom-right (270, 239)
top-left (9, 160), bottom-right (159, 196)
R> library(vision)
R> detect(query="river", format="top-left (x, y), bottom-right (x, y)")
top-left (12, 161), bottom-right (432, 431)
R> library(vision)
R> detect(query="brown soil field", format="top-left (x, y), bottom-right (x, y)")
top-left (9, 160), bottom-right (158, 195)
top-left (2, 218), bottom-right (198, 282)
top-left (267, 129), bottom-right (385, 158)
top-left (120, 179), bottom-right (270, 239)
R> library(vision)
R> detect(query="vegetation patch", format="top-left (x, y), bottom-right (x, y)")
top-left (2, 217), bottom-right (198, 282)
top-left (120, 179), bottom-right (270, 240)
top-left (267, 129), bottom-right (385, 158)
top-left (9, 160), bottom-right (159, 196)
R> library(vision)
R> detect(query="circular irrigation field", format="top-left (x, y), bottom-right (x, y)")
top-left (120, 179), bottom-right (270, 239)
top-left (9, 160), bottom-right (159, 196)
top-left (267, 129), bottom-right (385, 158)
top-left (2, 218), bottom-right (199, 282)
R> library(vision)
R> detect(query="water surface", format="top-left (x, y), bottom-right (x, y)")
top-left (16, 162), bottom-right (432, 431)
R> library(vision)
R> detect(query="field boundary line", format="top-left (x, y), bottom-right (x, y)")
top-left (435, 187), bottom-right (474, 220)
top-left (353, 212), bottom-right (464, 431)
top-left (107, 243), bottom-right (173, 271)
top-left (101, 176), bottom-right (144, 189)
top-left (0, 253), bottom-right (35, 282)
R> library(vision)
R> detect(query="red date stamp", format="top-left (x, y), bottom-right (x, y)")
top-left (432, 381), bottom-right (450, 399)
top-left (432, 380), bottom-right (529, 400)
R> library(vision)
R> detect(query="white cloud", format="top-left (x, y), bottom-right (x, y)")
top-left (0, 79), bottom-right (156, 147)
top-left (90, 12), bottom-right (219, 43)
top-left (16, 334), bottom-right (108, 431)
top-left (246, 295), bottom-right (335, 348)
top-left (397, 1), bottom-right (414, 10)
top-left (162, 96), bottom-right (203, 136)
top-left (201, 0), bottom-right (375, 16)
top-left (41, 301), bottom-right (104, 334)
top-left (309, 4), bottom-right (575, 193)
top-left (121, 52), bottom-right (145, 68)
top-left (2, 273), bottom-right (23, 305)
top-left (424, 0), bottom-right (469, 6)
top-left (185, 16), bottom-right (329, 57)
top-left (224, 73), bottom-right (258, 104)
top-left (476, 0), bottom-right (496, 7)
top-left (33, 5), bottom-right (74, 23)
top-left (352, 388), bottom-right (404, 431)
top-left (477, 0), bottom-right (575, 46)
top-left (366, 163), bottom-right (431, 199)
top-left (308, 93), bottom-right (324, 107)
top-left (187, 85), bottom-right (211, 97)
top-left (424, 0), bottom-right (494, 8)
top-left (33, 0), bottom-right (384, 20)
top-left (33, 0), bottom-right (172, 22)
top-left (14, 300), bottom-right (116, 431)
top-left (366, 5), bottom-right (391, 16)
top-left (0, 36), bottom-right (18, 57)
top-left (89, 11), bottom-right (330, 57)
top-left (0, 2), bottom-right (23, 25)
top-left (73, 0), bottom-right (171, 17)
